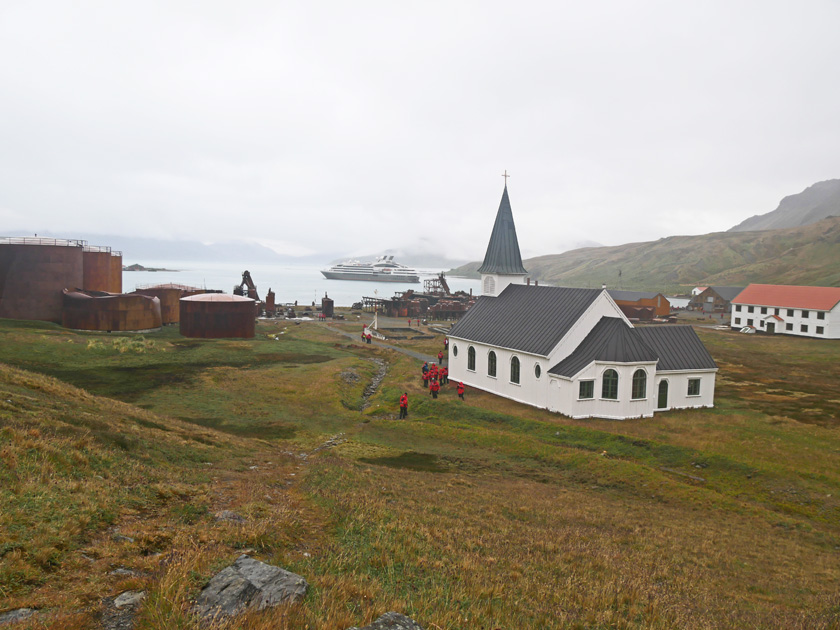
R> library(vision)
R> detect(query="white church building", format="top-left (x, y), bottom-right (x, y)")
top-left (447, 185), bottom-right (718, 420)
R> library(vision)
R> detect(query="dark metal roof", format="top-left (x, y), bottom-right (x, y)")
top-left (476, 186), bottom-right (528, 275)
top-left (607, 289), bottom-right (662, 301)
top-left (707, 286), bottom-right (745, 301)
top-left (549, 317), bottom-right (659, 377)
top-left (634, 326), bottom-right (717, 372)
top-left (448, 284), bottom-right (602, 356)
top-left (548, 319), bottom-right (717, 377)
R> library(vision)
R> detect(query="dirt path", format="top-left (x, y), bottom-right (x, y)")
top-left (323, 324), bottom-right (438, 364)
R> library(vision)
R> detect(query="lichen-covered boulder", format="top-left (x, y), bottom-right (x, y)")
top-left (195, 555), bottom-right (307, 620)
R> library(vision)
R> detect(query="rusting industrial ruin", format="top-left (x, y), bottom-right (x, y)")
top-left (134, 283), bottom-right (207, 324)
top-left (0, 237), bottom-right (216, 333)
top-left (362, 273), bottom-right (475, 320)
top-left (0, 237), bottom-right (125, 325)
top-left (179, 293), bottom-right (257, 339)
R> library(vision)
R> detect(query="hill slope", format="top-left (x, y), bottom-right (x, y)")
top-left (452, 216), bottom-right (840, 292)
top-left (729, 179), bottom-right (840, 232)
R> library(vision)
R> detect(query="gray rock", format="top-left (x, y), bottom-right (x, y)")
top-left (113, 590), bottom-right (146, 609)
top-left (101, 591), bottom-right (145, 630)
top-left (0, 609), bottom-right (36, 626)
top-left (195, 555), bottom-right (307, 620)
top-left (214, 510), bottom-right (246, 524)
top-left (346, 611), bottom-right (425, 630)
top-left (109, 567), bottom-right (138, 577)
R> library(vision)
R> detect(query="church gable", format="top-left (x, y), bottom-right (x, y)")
top-left (448, 285), bottom-right (603, 356)
top-left (549, 317), bottom-right (659, 378)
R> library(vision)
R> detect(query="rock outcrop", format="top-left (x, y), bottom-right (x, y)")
top-left (195, 555), bottom-right (307, 620)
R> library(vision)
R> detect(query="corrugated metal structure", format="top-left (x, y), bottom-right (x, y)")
top-left (62, 289), bottom-right (162, 331)
top-left (180, 293), bottom-right (256, 339)
top-left (82, 246), bottom-right (113, 292)
top-left (134, 283), bottom-right (206, 324)
top-left (0, 237), bottom-right (86, 322)
top-left (110, 251), bottom-right (123, 293)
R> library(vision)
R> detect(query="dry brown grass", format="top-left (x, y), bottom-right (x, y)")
top-left (2, 319), bottom-right (840, 628)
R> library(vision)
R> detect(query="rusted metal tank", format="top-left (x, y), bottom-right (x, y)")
top-left (62, 289), bottom-right (162, 331)
top-left (82, 246), bottom-right (112, 292)
top-left (134, 283), bottom-right (205, 324)
top-left (110, 252), bottom-right (123, 293)
top-left (0, 237), bottom-right (85, 322)
top-left (179, 293), bottom-right (256, 339)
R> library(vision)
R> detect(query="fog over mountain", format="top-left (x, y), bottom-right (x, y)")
top-left (729, 179), bottom-right (840, 232)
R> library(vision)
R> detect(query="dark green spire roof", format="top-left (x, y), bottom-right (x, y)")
top-left (477, 186), bottom-right (528, 275)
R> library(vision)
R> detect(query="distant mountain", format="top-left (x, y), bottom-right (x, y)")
top-left (5, 232), bottom-right (329, 265)
top-left (729, 179), bottom-right (840, 232)
top-left (451, 217), bottom-right (840, 293)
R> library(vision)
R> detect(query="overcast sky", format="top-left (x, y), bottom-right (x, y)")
top-left (1, 1), bottom-right (838, 261)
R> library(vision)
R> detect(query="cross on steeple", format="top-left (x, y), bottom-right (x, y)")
top-left (502, 170), bottom-right (510, 186)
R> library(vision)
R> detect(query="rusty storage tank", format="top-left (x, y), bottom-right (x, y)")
top-left (134, 283), bottom-right (205, 324)
top-left (110, 251), bottom-right (123, 293)
top-left (179, 293), bottom-right (256, 339)
top-left (321, 293), bottom-right (334, 318)
top-left (0, 237), bottom-right (85, 322)
top-left (82, 246), bottom-right (112, 292)
top-left (62, 289), bottom-right (162, 331)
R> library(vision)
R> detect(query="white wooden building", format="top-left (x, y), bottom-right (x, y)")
top-left (447, 185), bottom-right (718, 420)
top-left (730, 284), bottom-right (840, 339)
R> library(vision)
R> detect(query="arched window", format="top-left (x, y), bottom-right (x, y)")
top-left (602, 369), bottom-right (618, 400)
top-left (510, 356), bottom-right (520, 384)
top-left (467, 346), bottom-right (476, 371)
top-left (483, 276), bottom-right (495, 295)
top-left (453, 344), bottom-right (458, 357)
top-left (534, 363), bottom-right (541, 379)
top-left (632, 369), bottom-right (647, 399)
top-left (488, 350), bottom-right (497, 377)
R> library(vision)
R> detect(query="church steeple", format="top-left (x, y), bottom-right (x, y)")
top-left (478, 184), bottom-right (528, 296)
top-left (478, 185), bottom-right (527, 275)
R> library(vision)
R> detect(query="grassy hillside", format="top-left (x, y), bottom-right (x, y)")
top-left (452, 216), bottom-right (840, 293)
top-left (1, 318), bottom-right (839, 628)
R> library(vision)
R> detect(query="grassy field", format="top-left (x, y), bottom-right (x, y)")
top-left (0, 316), bottom-right (839, 628)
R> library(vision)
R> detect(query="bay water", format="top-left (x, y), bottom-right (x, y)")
top-left (122, 261), bottom-right (480, 307)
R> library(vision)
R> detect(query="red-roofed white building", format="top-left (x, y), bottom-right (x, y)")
top-left (731, 284), bottom-right (840, 338)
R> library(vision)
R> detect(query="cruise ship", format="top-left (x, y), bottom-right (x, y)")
top-left (321, 256), bottom-right (420, 283)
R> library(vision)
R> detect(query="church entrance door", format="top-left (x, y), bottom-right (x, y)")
top-left (657, 380), bottom-right (668, 409)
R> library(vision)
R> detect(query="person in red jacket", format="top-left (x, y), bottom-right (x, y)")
top-left (429, 363), bottom-right (438, 380)
top-left (440, 366), bottom-right (448, 385)
top-left (423, 371), bottom-right (430, 389)
top-left (438, 350), bottom-right (444, 364)
top-left (430, 378), bottom-right (440, 399)
top-left (366, 332), bottom-right (372, 344)
top-left (399, 392), bottom-right (408, 419)
top-left (457, 381), bottom-right (465, 400)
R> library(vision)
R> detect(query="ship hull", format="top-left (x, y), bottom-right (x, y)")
top-left (321, 270), bottom-right (419, 283)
